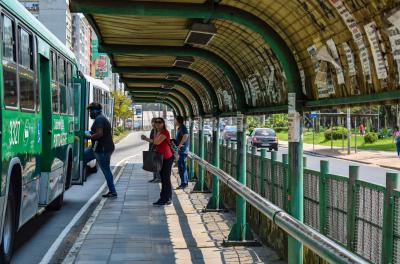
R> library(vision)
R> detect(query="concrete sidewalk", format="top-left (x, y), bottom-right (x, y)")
top-left (65, 157), bottom-right (284, 264)
top-left (280, 141), bottom-right (400, 171)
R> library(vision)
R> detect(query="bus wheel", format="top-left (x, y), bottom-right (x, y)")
top-left (46, 193), bottom-right (64, 211)
top-left (0, 185), bottom-right (16, 263)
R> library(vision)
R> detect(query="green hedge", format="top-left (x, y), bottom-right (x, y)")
top-left (113, 126), bottom-right (124, 136)
top-left (274, 127), bottom-right (288, 133)
top-left (364, 132), bottom-right (378, 144)
top-left (324, 127), bottom-right (348, 141)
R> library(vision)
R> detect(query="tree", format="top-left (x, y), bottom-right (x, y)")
top-left (112, 91), bottom-right (133, 128)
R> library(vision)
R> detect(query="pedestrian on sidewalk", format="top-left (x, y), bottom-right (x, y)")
top-left (85, 102), bottom-right (117, 198)
top-left (394, 126), bottom-right (400, 157)
top-left (141, 118), bottom-right (174, 206)
top-left (148, 118), bottom-right (161, 183)
top-left (359, 123), bottom-right (365, 136)
top-left (174, 116), bottom-right (189, 189)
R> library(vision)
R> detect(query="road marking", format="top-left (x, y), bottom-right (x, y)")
top-left (39, 154), bottom-right (139, 264)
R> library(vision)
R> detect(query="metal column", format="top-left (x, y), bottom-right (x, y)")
top-left (189, 119), bottom-right (195, 181)
top-left (193, 117), bottom-right (207, 192)
top-left (288, 93), bottom-right (304, 263)
top-left (205, 117), bottom-right (225, 211)
top-left (225, 113), bottom-right (257, 245)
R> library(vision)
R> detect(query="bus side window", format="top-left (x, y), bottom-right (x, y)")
top-left (58, 56), bottom-right (67, 114)
top-left (18, 26), bottom-right (35, 110)
top-left (51, 51), bottom-right (59, 113)
top-left (2, 14), bottom-right (18, 108)
top-left (66, 62), bottom-right (73, 115)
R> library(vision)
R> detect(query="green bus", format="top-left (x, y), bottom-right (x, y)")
top-left (0, 0), bottom-right (88, 262)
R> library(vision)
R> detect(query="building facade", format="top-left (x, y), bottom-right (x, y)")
top-left (72, 14), bottom-right (92, 75)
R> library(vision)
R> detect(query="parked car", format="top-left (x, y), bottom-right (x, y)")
top-left (203, 125), bottom-right (212, 137)
top-left (248, 128), bottom-right (278, 151)
top-left (222, 126), bottom-right (237, 141)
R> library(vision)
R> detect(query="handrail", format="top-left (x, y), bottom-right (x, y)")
top-left (189, 152), bottom-right (368, 264)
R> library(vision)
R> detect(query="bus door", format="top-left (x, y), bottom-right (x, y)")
top-left (71, 77), bottom-right (86, 185)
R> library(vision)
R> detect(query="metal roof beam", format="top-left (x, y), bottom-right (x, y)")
top-left (127, 87), bottom-right (195, 118)
top-left (131, 94), bottom-right (186, 118)
top-left (113, 66), bottom-right (219, 114)
top-left (71, 1), bottom-right (302, 109)
top-left (121, 77), bottom-right (205, 116)
top-left (100, 44), bottom-right (245, 112)
top-left (132, 97), bottom-right (179, 117)
top-left (131, 91), bottom-right (189, 117)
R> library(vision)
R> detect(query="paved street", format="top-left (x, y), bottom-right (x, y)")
top-left (275, 143), bottom-right (398, 187)
top-left (12, 131), bottom-right (148, 264)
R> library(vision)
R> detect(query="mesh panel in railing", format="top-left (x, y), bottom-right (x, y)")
top-left (304, 169), bottom-right (320, 230)
top-left (273, 162), bottom-right (285, 209)
top-left (246, 151), bottom-right (252, 188)
top-left (253, 155), bottom-right (261, 194)
top-left (326, 175), bottom-right (348, 245)
top-left (394, 192), bottom-right (400, 264)
top-left (354, 182), bottom-right (385, 264)
top-left (231, 149), bottom-right (237, 179)
top-left (264, 159), bottom-right (272, 200)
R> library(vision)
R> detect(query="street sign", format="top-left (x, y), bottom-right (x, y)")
top-left (310, 111), bottom-right (317, 119)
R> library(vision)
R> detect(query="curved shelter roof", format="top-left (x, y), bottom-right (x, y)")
top-left (71, 0), bottom-right (400, 118)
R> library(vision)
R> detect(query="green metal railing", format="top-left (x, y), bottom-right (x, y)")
top-left (197, 140), bottom-right (399, 264)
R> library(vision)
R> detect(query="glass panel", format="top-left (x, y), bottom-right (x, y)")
top-left (51, 51), bottom-right (57, 81)
top-left (19, 28), bottom-right (32, 69)
top-left (3, 15), bottom-right (15, 62)
top-left (19, 68), bottom-right (35, 109)
top-left (60, 84), bottom-right (67, 114)
top-left (3, 61), bottom-right (17, 107)
top-left (58, 57), bottom-right (65, 85)
top-left (52, 84), bottom-right (59, 113)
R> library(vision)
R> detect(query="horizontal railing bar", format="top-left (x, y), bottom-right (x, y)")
top-left (189, 152), bottom-right (368, 264)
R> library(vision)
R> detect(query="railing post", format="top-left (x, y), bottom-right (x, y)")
top-left (382, 172), bottom-right (398, 264)
top-left (193, 117), bottom-right (207, 192)
top-left (189, 119), bottom-right (195, 181)
top-left (251, 146), bottom-right (257, 190)
top-left (205, 117), bottom-right (225, 211)
top-left (226, 113), bottom-right (256, 244)
top-left (319, 160), bottom-right (329, 235)
top-left (260, 149), bottom-right (267, 197)
top-left (282, 154), bottom-right (288, 211)
top-left (287, 104), bottom-right (303, 264)
top-left (270, 151), bottom-right (277, 204)
top-left (347, 165), bottom-right (359, 250)
top-left (230, 141), bottom-right (236, 177)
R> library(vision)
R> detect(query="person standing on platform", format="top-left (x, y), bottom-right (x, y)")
top-left (148, 118), bottom-right (161, 183)
top-left (394, 126), bottom-right (400, 158)
top-left (175, 116), bottom-right (189, 189)
top-left (142, 118), bottom-right (174, 206)
top-left (85, 102), bottom-right (117, 198)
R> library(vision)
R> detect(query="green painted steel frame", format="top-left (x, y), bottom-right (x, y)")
top-left (128, 88), bottom-right (194, 118)
top-left (132, 92), bottom-right (190, 118)
top-left (122, 77), bottom-right (204, 115)
top-left (131, 95), bottom-right (184, 118)
top-left (100, 44), bottom-right (245, 111)
top-left (113, 66), bottom-right (219, 114)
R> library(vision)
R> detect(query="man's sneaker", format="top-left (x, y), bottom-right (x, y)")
top-left (148, 179), bottom-right (155, 183)
top-left (153, 178), bottom-right (161, 183)
top-left (102, 192), bottom-right (117, 198)
top-left (164, 200), bottom-right (172, 206)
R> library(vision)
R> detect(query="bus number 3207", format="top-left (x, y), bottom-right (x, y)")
top-left (9, 120), bottom-right (21, 146)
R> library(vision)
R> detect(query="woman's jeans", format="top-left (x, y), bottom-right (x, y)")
top-left (159, 156), bottom-right (174, 202)
top-left (85, 148), bottom-right (117, 194)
